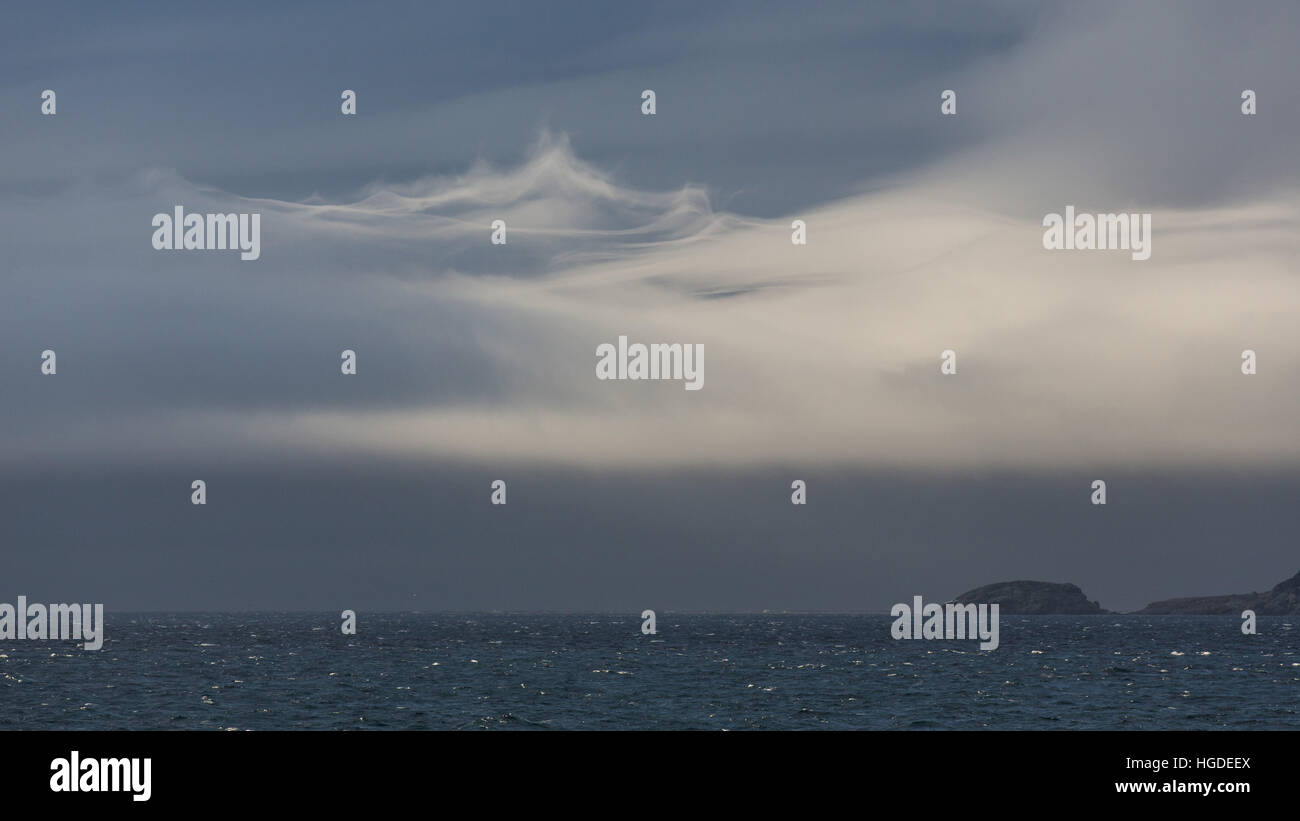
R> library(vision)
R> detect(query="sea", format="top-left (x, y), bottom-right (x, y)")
top-left (1, 613), bottom-right (1295, 730)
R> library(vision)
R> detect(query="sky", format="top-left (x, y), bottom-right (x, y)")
top-left (0, 1), bottom-right (1297, 612)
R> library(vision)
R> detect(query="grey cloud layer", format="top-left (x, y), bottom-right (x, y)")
top-left (2, 1), bottom-right (1298, 611)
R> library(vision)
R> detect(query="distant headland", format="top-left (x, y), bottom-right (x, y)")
top-left (954, 570), bottom-right (1300, 615)
top-left (1133, 569), bottom-right (1300, 615)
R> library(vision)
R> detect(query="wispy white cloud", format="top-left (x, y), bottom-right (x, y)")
top-left (5, 136), bottom-right (1298, 470)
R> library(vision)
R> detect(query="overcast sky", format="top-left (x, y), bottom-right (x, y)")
top-left (1, 1), bottom-right (1297, 612)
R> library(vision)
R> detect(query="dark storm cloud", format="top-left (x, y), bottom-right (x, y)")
top-left (0, 0), bottom-right (1037, 212)
top-left (3, 465), bottom-right (1296, 613)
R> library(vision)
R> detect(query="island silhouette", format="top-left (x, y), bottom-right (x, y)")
top-left (953, 570), bottom-right (1300, 615)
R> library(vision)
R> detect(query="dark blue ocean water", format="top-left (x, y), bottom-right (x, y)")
top-left (1, 614), bottom-right (1295, 730)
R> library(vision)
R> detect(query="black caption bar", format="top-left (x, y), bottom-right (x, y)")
top-left (3, 730), bottom-right (1284, 810)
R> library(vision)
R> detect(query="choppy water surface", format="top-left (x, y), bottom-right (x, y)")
top-left (1, 613), bottom-right (1295, 730)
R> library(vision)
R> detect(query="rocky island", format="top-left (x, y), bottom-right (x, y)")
top-left (1134, 569), bottom-right (1300, 615)
top-left (953, 580), bottom-right (1109, 614)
